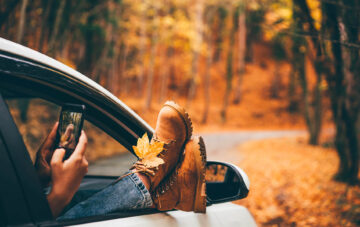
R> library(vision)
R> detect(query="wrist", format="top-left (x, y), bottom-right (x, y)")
top-left (50, 184), bottom-right (73, 205)
top-left (47, 189), bottom-right (69, 218)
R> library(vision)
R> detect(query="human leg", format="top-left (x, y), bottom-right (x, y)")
top-left (58, 172), bottom-right (152, 220)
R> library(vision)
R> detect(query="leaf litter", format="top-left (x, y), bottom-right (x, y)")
top-left (235, 136), bottom-right (360, 226)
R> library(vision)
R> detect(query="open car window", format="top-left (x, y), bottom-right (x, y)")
top-left (4, 96), bottom-right (136, 177)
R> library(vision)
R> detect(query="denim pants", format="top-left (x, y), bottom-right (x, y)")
top-left (58, 172), bottom-right (153, 220)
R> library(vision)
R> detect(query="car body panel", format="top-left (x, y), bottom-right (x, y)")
top-left (73, 203), bottom-right (257, 227)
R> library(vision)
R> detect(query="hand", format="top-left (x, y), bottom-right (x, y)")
top-left (47, 131), bottom-right (88, 218)
top-left (60, 123), bottom-right (75, 148)
top-left (35, 122), bottom-right (58, 187)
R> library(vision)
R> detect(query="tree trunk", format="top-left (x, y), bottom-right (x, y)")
top-left (145, 3), bottom-right (159, 110)
top-left (159, 47), bottom-right (173, 103)
top-left (202, 9), bottom-right (214, 124)
top-left (338, 5), bottom-right (360, 183)
top-left (323, 1), bottom-right (349, 180)
top-left (321, 0), bottom-right (360, 183)
top-left (186, 0), bottom-right (204, 108)
top-left (220, 11), bottom-right (236, 123)
top-left (293, 0), bottom-right (322, 145)
top-left (270, 62), bottom-right (281, 99)
top-left (145, 39), bottom-right (157, 110)
top-left (288, 68), bottom-right (298, 112)
top-left (213, 7), bottom-right (226, 63)
top-left (202, 47), bottom-right (212, 124)
top-left (296, 50), bottom-right (313, 142)
top-left (0, 0), bottom-right (21, 30)
top-left (38, 0), bottom-right (52, 53)
top-left (17, 0), bottom-right (28, 44)
top-left (137, 0), bottom-right (147, 98)
top-left (158, 0), bottom-right (172, 104)
top-left (47, 0), bottom-right (66, 56)
top-left (311, 61), bottom-right (322, 145)
top-left (233, 4), bottom-right (246, 104)
top-left (119, 41), bottom-right (129, 96)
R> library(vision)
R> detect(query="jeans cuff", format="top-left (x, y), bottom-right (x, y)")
top-left (128, 172), bottom-right (153, 208)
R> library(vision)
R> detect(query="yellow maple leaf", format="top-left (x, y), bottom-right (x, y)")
top-left (133, 133), bottom-right (150, 159)
top-left (133, 133), bottom-right (165, 168)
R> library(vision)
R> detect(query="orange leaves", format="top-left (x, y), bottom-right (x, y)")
top-left (236, 137), bottom-right (360, 226)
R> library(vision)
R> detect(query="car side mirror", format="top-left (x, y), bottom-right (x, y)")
top-left (205, 161), bottom-right (250, 205)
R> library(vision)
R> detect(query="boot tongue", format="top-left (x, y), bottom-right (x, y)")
top-left (132, 162), bottom-right (157, 177)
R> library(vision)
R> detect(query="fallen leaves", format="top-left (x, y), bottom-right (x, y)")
top-left (133, 133), bottom-right (164, 168)
top-left (235, 137), bottom-right (360, 226)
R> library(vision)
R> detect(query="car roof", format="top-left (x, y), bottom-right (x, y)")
top-left (0, 37), bottom-right (153, 133)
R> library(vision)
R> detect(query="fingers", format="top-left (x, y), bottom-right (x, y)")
top-left (71, 131), bottom-right (87, 159)
top-left (51, 148), bottom-right (65, 167)
top-left (43, 122), bottom-right (59, 149)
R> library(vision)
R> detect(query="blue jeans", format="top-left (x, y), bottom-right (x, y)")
top-left (58, 173), bottom-right (153, 220)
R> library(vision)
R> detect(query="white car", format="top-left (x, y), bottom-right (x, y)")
top-left (0, 38), bottom-right (256, 227)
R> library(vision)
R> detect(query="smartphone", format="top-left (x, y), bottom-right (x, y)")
top-left (55, 104), bottom-right (85, 160)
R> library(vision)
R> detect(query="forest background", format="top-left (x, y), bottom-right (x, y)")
top-left (1, 0), bottom-right (360, 226)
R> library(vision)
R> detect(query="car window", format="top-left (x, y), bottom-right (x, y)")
top-left (4, 97), bottom-right (136, 176)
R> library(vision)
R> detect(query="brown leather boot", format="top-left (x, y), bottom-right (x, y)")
top-left (132, 101), bottom-right (192, 190)
top-left (152, 136), bottom-right (207, 213)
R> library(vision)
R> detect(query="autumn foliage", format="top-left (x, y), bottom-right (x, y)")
top-left (237, 137), bottom-right (360, 226)
top-left (1, 0), bottom-right (360, 225)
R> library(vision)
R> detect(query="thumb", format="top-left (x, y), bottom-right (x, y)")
top-left (51, 148), bottom-right (66, 166)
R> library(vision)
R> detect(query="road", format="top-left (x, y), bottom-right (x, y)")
top-left (88, 130), bottom-right (305, 175)
top-left (202, 130), bottom-right (304, 162)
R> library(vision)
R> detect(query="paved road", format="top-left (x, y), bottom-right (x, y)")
top-left (202, 130), bottom-right (305, 162)
top-left (88, 130), bottom-right (305, 175)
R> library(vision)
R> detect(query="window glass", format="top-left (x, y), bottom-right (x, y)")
top-left (4, 97), bottom-right (136, 176)
top-left (84, 121), bottom-right (137, 176)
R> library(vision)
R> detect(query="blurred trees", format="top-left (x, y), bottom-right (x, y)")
top-left (1, 0), bottom-right (359, 183)
top-left (0, 0), bottom-right (253, 112)
top-left (293, 0), bottom-right (360, 183)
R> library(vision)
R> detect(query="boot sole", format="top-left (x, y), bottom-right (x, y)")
top-left (193, 136), bottom-right (207, 213)
top-left (164, 101), bottom-right (193, 141)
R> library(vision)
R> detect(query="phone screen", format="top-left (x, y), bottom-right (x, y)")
top-left (58, 111), bottom-right (83, 150)
top-left (56, 104), bottom-right (85, 159)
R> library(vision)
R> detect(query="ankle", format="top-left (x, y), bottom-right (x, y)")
top-left (134, 171), bottom-right (152, 191)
